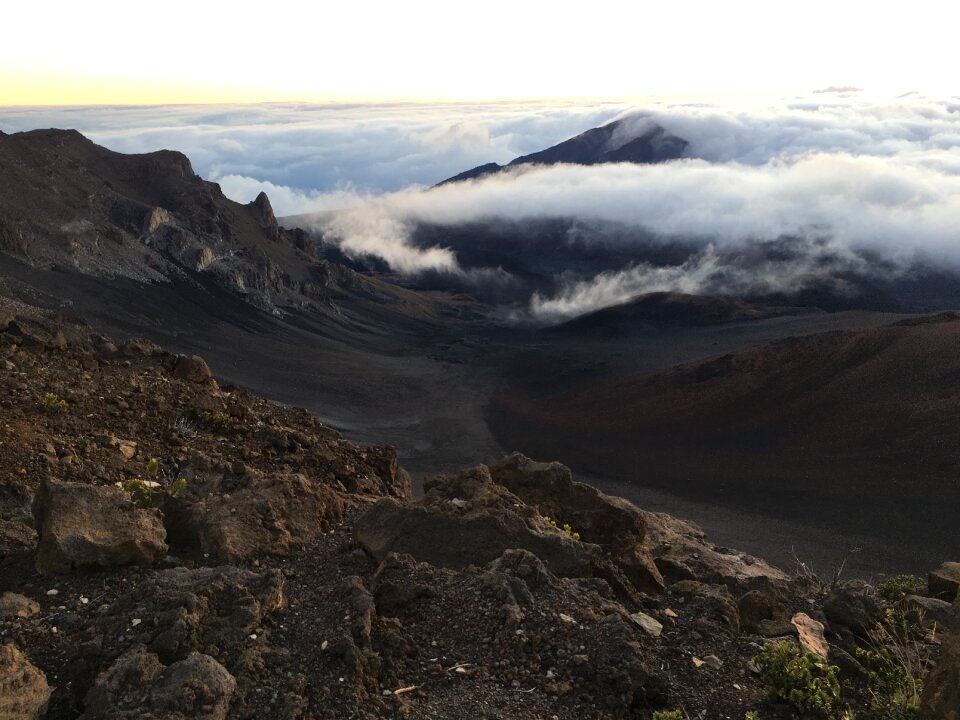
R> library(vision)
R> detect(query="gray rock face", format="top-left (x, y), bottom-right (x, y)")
top-left (81, 646), bottom-right (236, 720)
top-left (0, 643), bottom-right (51, 720)
top-left (929, 561), bottom-right (960, 602)
top-left (32, 477), bottom-right (168, 574)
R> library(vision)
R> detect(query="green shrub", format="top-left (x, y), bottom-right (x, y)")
top-left (652, 711), bottom-right (685, 720)
top-left (744, 713), bottom-right (759, 720)
top-left (855, 610), bottom-right (925, 720)
top-left (875, 575), bottom-right (924, 607)
top-left (754, 641), bottom-right (849, 719)
top-left (38, 391), bottom-right (67, 413)
top-left (198, 410), bottom-right (232, 432)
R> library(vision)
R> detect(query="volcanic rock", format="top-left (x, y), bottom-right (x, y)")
top-left (80, 646), bottom-right (236, 720)
top-left (172, 354), bottom-right (213, 384)
top-left (824, 580), bottom-right (882, 636)
top-left (32, 477), bottom-right (168, 574)
top-left (162, 472), bottom-right (344, 562)
top-left (354, 490), bottom-right (596, 579)
top-left (929, 561), bottom-right (960, 602)
top-left (791, 612), bottom-right (829, 659)
top-left (640, 511), bottom-right (789, 594)
top-left (920, 628), bottom-right (960, 720)
top-left (0, 644), bottom-right (51, 720)
top-left (489, 453), bottom-right (662, 592)
top-left (0, 592), bottom-right (39, 619)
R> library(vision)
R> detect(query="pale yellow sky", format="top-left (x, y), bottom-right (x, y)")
top-left (1, 0), bottom-right (954, 105)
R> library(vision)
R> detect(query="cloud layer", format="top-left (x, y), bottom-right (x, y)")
top-left (4, 95), bottom-right (959, 321)
top-left (0, 101), bottom-right (627, 213)
top-left (304, 96), bottom-right (960, 319)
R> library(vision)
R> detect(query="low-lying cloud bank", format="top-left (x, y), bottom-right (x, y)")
top-left (301, 96), bottom-right (960, 320)
top-left (0, 100), bottom-right (627, 212)
top-left (4, 95), bottom-right (958, 321)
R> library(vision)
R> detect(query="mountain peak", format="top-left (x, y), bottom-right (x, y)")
top-left (438, 116), bottom-right (688, 185)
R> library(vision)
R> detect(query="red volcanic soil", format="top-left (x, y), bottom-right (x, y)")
top-left (490, 312), bottom-right (960, 573)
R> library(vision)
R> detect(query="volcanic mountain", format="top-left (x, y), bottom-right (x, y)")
top-left (439, 116), bottom-right (688, 184)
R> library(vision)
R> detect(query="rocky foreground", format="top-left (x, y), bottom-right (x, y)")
top-left (0, 308), bottom-right (957, 719)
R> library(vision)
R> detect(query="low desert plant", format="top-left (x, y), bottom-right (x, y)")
top-left (875, 575), bottom-right (924, 607)
top-left (198, 410), bottom-right (232, 432)
top-left (855, 602), bottom-right (927, 719)
top-left (754, 641), bottom-right (850, 719)
top-left (38, 391), bottom-right (67, 413)
top-left (652, 711), bottom-right (685, 720)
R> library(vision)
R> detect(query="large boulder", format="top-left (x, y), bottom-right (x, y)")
top-left (32, 477), bottom-right (168, 574)
top-left (0, 644), bottom-right (52, 720)
top-left (921, 629), bottom-right (960, 719)
top-left (162, 472), bottom-right (343, 562)
top-left (172, 354), bottom-right (213, 384)
top-left (354, 495), bottom-right (596, 579)
top-left (824, 580), bottom-right (881, 636)
top-left (929, 562), bottom-right (960, 602)
top-left (80, 646), bottom-right (235, 720)
top-left (489, 454), bottom-right (662, 592)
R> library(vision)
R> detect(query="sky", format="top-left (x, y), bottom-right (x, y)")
top-left (1, 0), bottom-right (956, 104)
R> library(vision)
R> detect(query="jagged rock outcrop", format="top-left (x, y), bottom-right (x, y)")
top-left (354, 472), bottom-right (598, 579)
top-left (0, 644), bottom-right (51, 720)
top-left (489, 453), bottom-right (663, 592)
top-left (639, 509), bottom-right (789, 594)
top-left (32, 477), bottom-right (168, 574)
top-left (162, 472), bottom-right (345, 562)
top-left (80, 646), bottom-right (236, 720)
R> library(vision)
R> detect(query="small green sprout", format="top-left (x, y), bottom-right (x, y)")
top-left (146, 457), bottom-right (159, 477)
top-left (168, 477), bottom-right (187, 498)
top-left (542, 515), bottom-right (582, 541)
top-left (121, 478), bottom-right (155, 508)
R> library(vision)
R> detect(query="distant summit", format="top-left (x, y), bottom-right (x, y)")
top-left (439, 117), bottom-right (688, 184)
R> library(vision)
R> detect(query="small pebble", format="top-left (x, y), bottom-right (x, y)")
top-left (46, 589), bottom-right (59, 596)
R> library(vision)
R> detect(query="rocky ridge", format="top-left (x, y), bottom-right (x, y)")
top-left (0, 129), bottom-right (452, 319)
top-left (0, 310), bottom-right (956, 719)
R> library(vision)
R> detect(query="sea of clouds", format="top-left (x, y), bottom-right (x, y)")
top-left (3, 93), bottom-right (959, 320)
